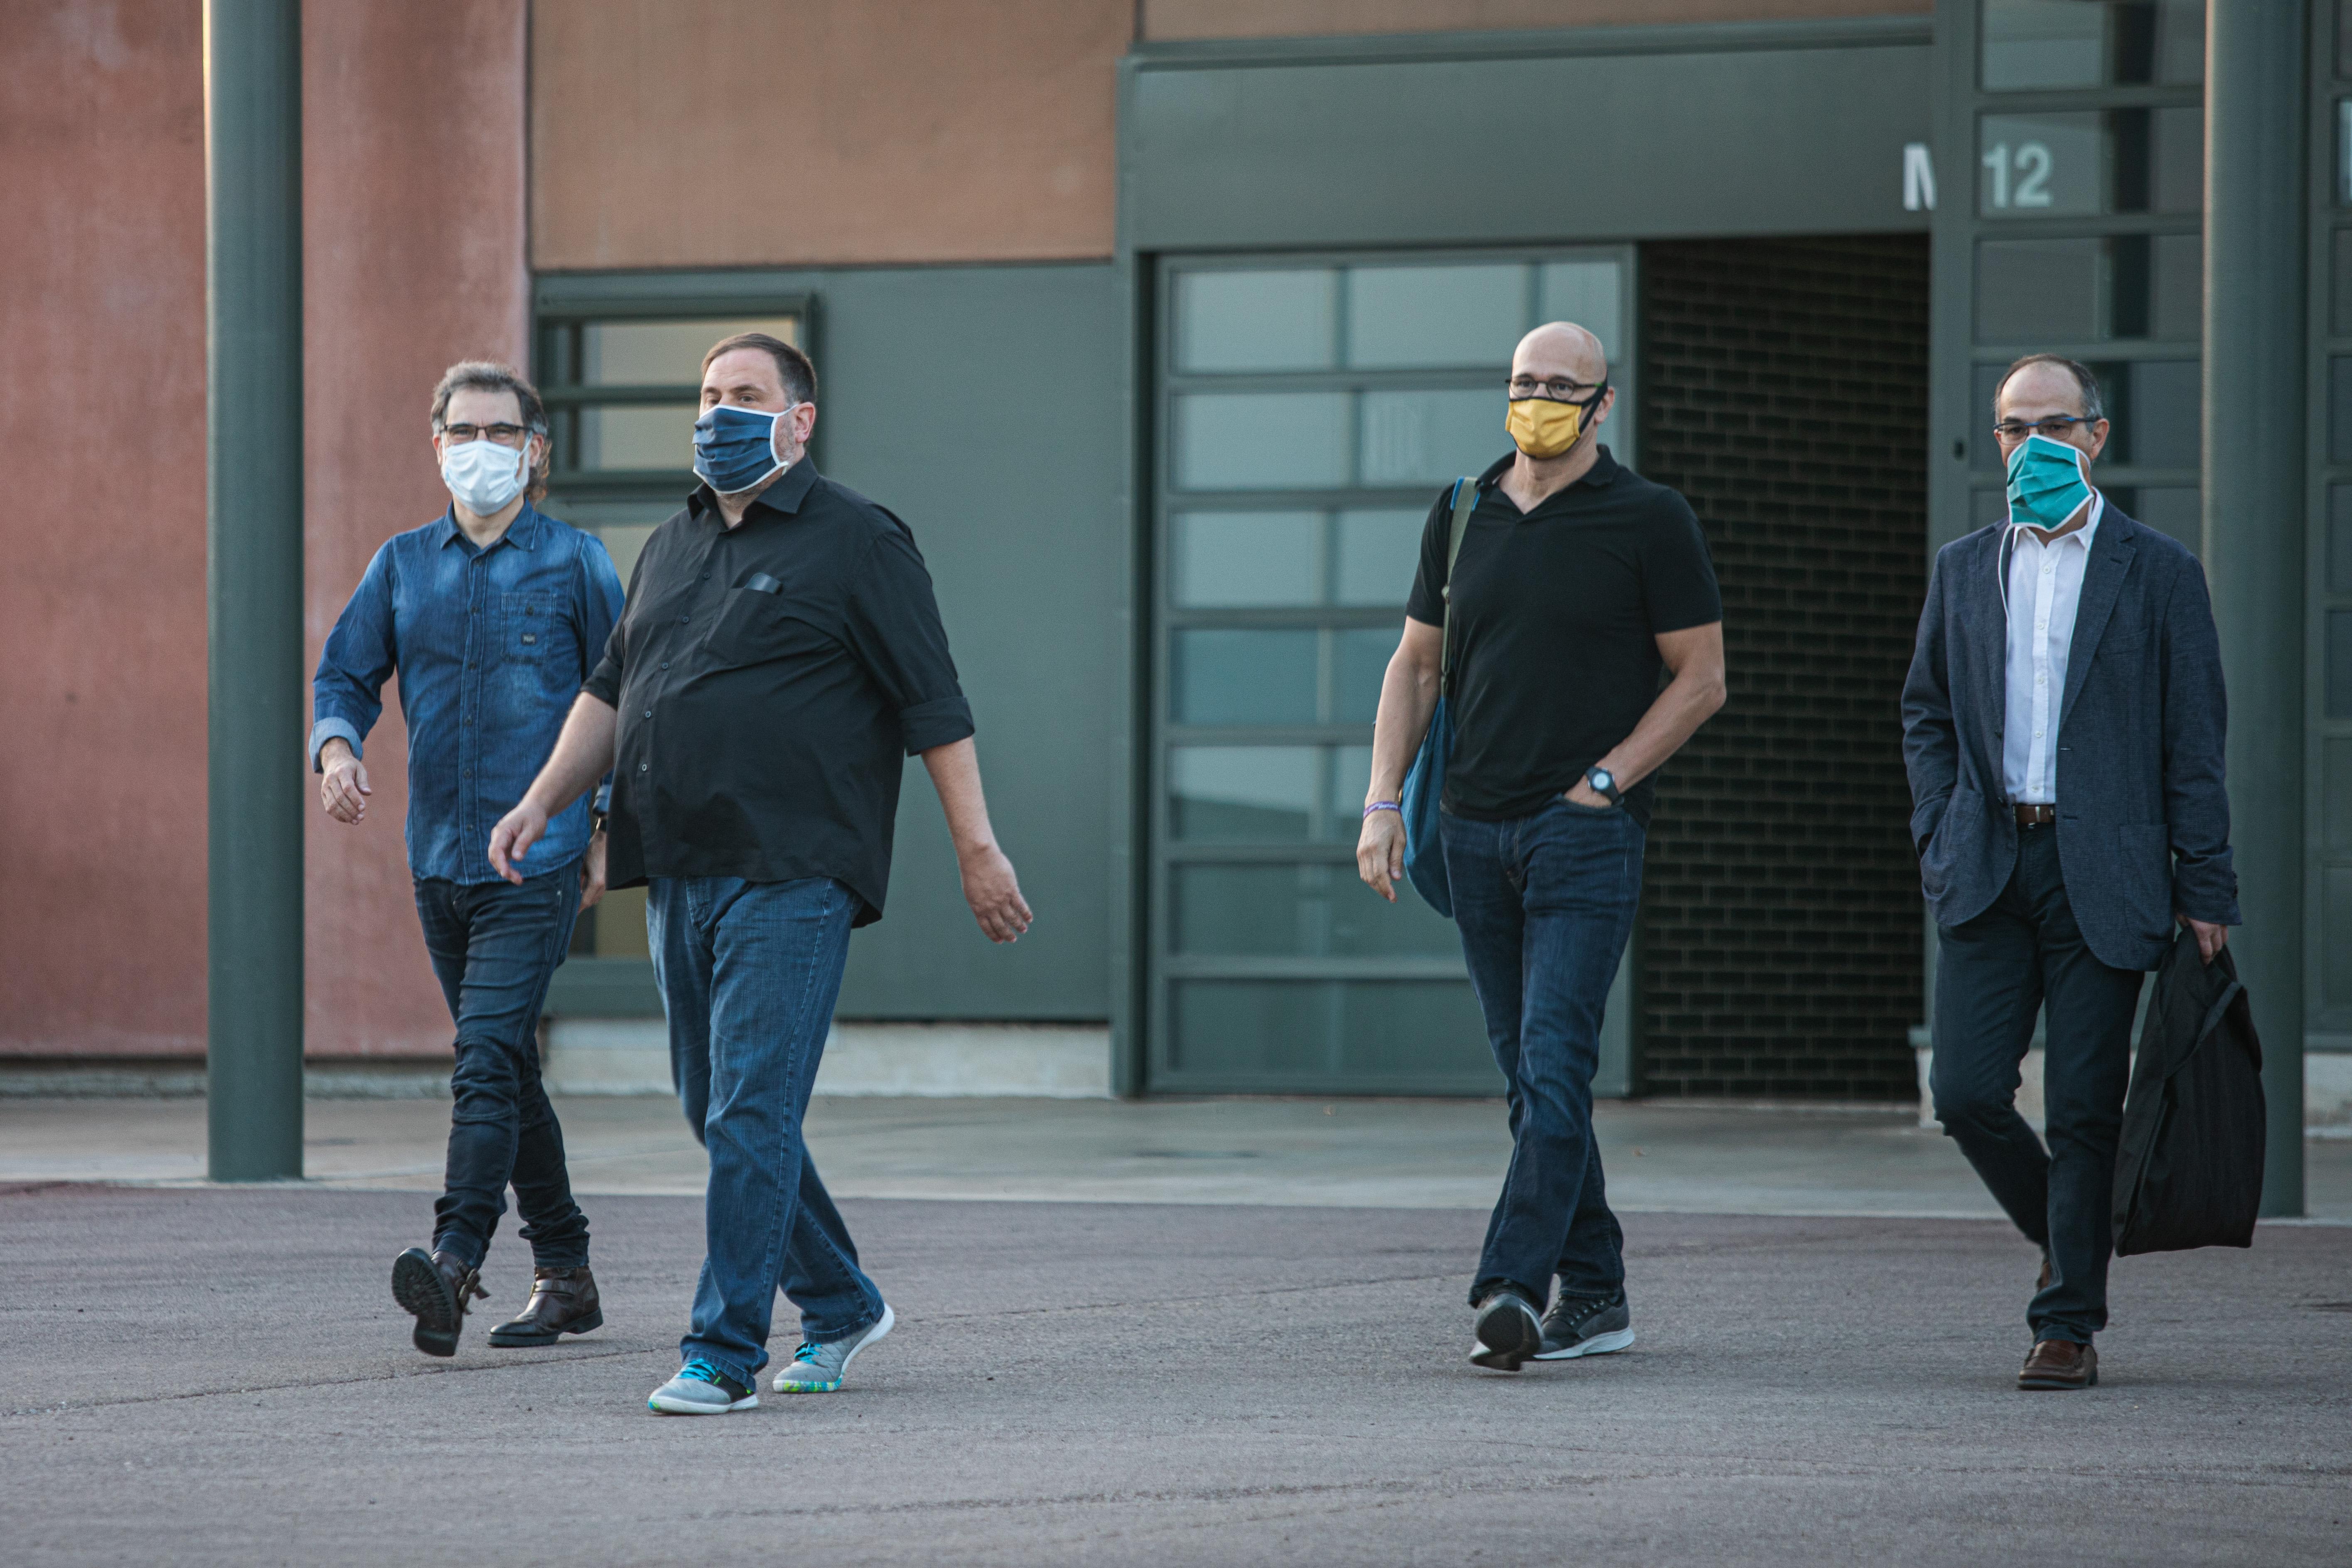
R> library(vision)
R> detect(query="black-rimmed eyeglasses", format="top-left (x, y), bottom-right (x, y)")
top-left (437, 422), bottom-right (533, 447)
top-left (1993, 415), bottom-right (2096, 442)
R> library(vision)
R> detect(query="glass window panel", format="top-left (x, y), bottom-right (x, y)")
top-left (578, 317), bottom-right (798, 386)
top-left (2333, 232), bottom-right (2352, 335)
top-left (1346, 264), bottom-right (1528, 369)
top-left (592, 885), bottom-right (649, 958)
top-left (2341, 102), bottom-right (2352, 206)
top-left (1981, 1), bottom-right (2106, 90)
top-left (1336, 983), bottom-right (1498, 1081)
top-left (1174, 392), bottom-right (1350, 491)
top-left (1173, 629), bottom-right (1318, 726)
top-left (2150, 106), bottom-right (2203, 214)
top-left (1169, 747), bottom-right (1317, 842)
top-left (1169, 980), bottom-right (1332, 1076)
top-left (2332, 610), bottom-right (2352, 721)
top-left (2127, 486), bottom-right (2201, 556)
top-left (2327, 868), bottom-right (2352, 1008)
top-left (1334, 627), bottom-right (1396, 724)
top-left (1330, 744), bottom-right (1374, 840)
top-left (2332, 487), bottom-right (2352, 594)
top-left (2333, 358), bottom-right (2352, 464)
top-left (1976, 238), bottom-right (2104, 342)
top-left (2325, 737), bottom-right (2352, 854)
top-left (1979, 112), bottom-right (2104, 218)
top-left (1334, 508), bottom-right (1427, 605)
top-left (1172, 512), bottom-right (1321, 607)
top-left (1172, 863), bottom-right (1460, 958)
top-left (2340, 1), bottom-right (2352, 79)
top-left (1539, 261), bottom-right (1625, 360)
top-left (1359, 389), bottom-right (1505, 487)
top-left (2104, 359), bottom-right (2199, 467)
top-left (2149, 233), bottom-right (2201, 341)
top-left (597, 523), bottom-right (657, 587)
top-left (1175, 269), bottom-right (1337, 373)
top-left (573, 405), bottom-right (697, 470)
top-left (1982, 1), bottom-right (2203, 90)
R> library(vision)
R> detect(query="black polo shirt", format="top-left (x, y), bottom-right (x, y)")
top-left (583, 460), bottom-right (973, 924)
top-left (1404, 447), bottom-right (1720, 826)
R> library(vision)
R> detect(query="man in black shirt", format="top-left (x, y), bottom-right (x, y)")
top-left (1357, 322), bottom-right (1725, 1371)
top-left (490, 333), bottom-right (1031, 1416)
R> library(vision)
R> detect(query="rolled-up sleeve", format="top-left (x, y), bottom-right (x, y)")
top-left (577, 537), bottom-right (628, 813)
top-left (842, 527), bottom-right (975, 755)
top-left (310, 544), bottom-right (398, 770)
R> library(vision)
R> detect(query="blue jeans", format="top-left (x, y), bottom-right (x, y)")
top-left (1930, 826), bottom-right (2145, 1344)
top-left (1441, 799), bottom-right (1644, 1308)
top-left (413, 865), bottom-right (589, 1270)
top-left (648, 875), bottom-right (885, 1386)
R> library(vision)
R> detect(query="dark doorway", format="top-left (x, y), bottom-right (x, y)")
top-left (1634, 235), bottom-right (1931, 1099)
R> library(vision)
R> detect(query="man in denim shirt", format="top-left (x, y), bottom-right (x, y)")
top-left (312, 361), bottom-right (626, 1358)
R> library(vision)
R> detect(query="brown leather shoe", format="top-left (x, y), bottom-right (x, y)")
top-left (391, 1246), bottom-right (488, 1358)
top-left (488, 1265), bottom-right (603, 1347)
top-left (2018, 1338), bottom-right (2097, 1391)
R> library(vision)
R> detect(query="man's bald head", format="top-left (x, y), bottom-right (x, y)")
top-left (1513, 322), bottom-right (1607, 385)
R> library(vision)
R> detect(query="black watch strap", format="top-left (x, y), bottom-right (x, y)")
top-left (1584, 766), bottom-right (1624, 806)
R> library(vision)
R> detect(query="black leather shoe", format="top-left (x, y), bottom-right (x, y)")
top-left (391, 1246), bottom-right (487, 1358)
top-left (488, 1266), bottom-right (604, 1347)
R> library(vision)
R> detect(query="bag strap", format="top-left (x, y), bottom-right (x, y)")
top-left (1438, 476), bottom-right (1477, 683)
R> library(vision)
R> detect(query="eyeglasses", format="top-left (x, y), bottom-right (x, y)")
top-left (1507, 376), bottom-right (1604, 402)
top-left (1993, 415), bottom-right (2096, 442)
top-left (437, 422), bottom-right (533, 447)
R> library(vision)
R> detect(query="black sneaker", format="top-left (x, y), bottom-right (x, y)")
top-left (1471, 1287), bottom-right (1544, 1371)
top-left (1536, 1288), bottom-right (1635, 1360)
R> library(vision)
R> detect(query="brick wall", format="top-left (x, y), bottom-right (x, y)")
top-left (1633, 235), bottom-right (1929, 1099)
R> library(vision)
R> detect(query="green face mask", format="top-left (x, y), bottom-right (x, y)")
top-left (2005, 432), bottom-right (2092, 529)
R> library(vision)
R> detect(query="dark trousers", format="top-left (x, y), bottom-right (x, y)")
top-left (1931, 826), bottom-right (2144, 1344)
top-left (413, 865), bottom-right (590, 1271)
top-left (1441, 798), bottom-right (1643, 1309)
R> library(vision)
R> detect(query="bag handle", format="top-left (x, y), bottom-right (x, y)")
top-left (1438, 475), bottom-right (1477, 684)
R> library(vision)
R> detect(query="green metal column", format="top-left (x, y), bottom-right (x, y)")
top-left (205, 0), bottom-right (305, 1181)
top-left (2204, 2), bottom-right (2307, 1216)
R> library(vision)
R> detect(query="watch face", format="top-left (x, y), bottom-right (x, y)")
top-left (1590, 769), bottom-right (1613, 790)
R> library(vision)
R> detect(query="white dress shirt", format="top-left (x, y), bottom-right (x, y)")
top-left (2001, 492), bottom-right (2103, 805)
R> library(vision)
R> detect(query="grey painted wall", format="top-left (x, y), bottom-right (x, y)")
top-left (818, 263), bottom-right (1123, 1019)
top-left (1125, 27), bottom-right (1934, 253)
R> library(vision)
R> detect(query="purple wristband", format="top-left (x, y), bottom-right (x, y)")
top-left (1363, 801), bottom-right (1402, 818)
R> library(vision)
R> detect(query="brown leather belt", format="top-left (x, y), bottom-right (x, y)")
top-left (2013, 803), bottom-right (2056, 828)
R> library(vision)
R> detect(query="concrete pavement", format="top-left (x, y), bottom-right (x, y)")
top-left (3, 1184), bottom-right (2348, 1566)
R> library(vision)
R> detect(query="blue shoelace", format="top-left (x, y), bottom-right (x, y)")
top-left (680, 1357), bottom-right (732, 1388)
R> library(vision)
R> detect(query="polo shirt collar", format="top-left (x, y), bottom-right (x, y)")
top-left (1475, 443), bottom-right (1623, 501)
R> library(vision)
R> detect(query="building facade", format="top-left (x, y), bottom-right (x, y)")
top-left (3, 0), bottom-right (2339, 1116)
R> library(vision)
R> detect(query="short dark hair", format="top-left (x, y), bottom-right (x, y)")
top-left (702, 332), bottom-right (818, 407)
top-left (429, 360), bottom-right (551, 501)
top-left (1993, 353), bottom-right (2106, 423)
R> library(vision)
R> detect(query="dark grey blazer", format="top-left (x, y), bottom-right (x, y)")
top-left (1900, 505), bottom-right (2239, 971)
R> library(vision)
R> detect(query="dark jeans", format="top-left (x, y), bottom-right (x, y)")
top-left (1442, 798), bottom-right (1645, 1308)
top-left (413, 864), bottom-right (589, 1271)
top-left (648, 875), bottom-right (885, 1387)
top-left (1931, 825), bottom-right (2145, 1344)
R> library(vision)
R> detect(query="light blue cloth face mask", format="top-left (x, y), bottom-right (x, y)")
top-left (2004, 432), bottom-right (2092, 530)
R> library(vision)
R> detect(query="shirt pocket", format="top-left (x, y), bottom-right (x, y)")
top-left (705, 580), bottom-right (824, 668)
top-left (505, 590), bottom-right (573, 668)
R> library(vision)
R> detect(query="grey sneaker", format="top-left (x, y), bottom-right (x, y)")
top-left (1536, 1289), bottom-right (1635, 1360)
top-left (1471, 1287), bottom-right (1543, 1371)
top-left (773, 1302), bottom-right (895, 1393)
top-left (646, 1360), bottom-right (758, 1416)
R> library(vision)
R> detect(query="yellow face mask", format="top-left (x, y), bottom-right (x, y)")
top-left (1505, 383), bottom-right (1608, 460)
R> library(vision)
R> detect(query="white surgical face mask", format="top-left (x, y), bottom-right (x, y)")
top-left (441, 436), bottom-right (528, 516)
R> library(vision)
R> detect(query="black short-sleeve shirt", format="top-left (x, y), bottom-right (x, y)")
top-left (1405, 447), bottom-right (1720, 826)
top-left (583, 460), bottom-right (973, 924)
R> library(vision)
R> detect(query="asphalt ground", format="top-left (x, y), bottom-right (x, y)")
top-left (4, 1185), bottom-right (2347, 1566)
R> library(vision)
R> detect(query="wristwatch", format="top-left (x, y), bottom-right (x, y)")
top-left (590, 807), bottom-right (609, 835)
top-left (1582, 766), bottom-right (1623, 807)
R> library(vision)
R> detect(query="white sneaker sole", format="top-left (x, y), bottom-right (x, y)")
top-left (774, 1301), bottom-right (894, 1393)
top-left (646, 1389), bottom-right (758, 1415)
top-left (1533, 1327), bottom-right (1636, 1361)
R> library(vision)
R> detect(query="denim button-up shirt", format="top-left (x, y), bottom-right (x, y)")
top-left (310, 504), bottom-right (626, 885)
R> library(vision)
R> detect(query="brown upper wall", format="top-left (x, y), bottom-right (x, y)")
top-left (1140, 0), bottom-right (1929, 40)
top-left (530, 0), bottom-right (1131, 270)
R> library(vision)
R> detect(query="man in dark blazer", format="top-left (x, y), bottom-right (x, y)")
top-left (1901, 354), bottom-right (2238, 1391)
